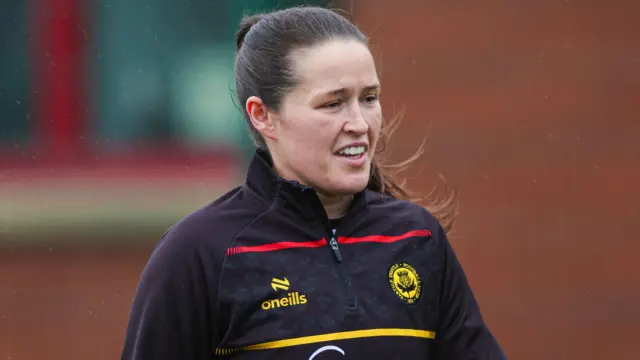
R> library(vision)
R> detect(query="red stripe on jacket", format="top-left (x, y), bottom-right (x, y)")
top-left (226, 229), bottom-right (432, 256)
top-left (338, 229), bottom-right (432, 245)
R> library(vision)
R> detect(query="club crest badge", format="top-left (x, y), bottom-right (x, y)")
top-left (388, 262), bottom-right (422, 304)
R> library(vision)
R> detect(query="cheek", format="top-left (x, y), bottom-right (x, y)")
top-left (283, 119), bottom-right (333, 157)
top-left (368, 110), bottom-right (383, 138)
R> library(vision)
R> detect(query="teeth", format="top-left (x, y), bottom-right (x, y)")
top-left (338, 146), bottom-right (366, 156)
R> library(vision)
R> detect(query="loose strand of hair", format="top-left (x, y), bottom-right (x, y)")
top-left (371, 110), bottom-right (459, 233)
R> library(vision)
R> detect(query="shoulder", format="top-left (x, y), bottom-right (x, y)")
top-left (153, 185), bottom-right (271, 261)
top-left (364, 189), bottom-right (441, 232)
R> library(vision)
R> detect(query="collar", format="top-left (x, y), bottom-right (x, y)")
top-left (244, 149), bottom-right (369, 224)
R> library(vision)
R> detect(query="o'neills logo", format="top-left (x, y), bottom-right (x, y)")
top-left (261, 277), bottom-right (308, 311)
top-left (260, 291), bottom-right (307, 311)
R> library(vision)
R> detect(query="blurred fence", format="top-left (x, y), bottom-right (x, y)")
top-left (1, 0), bottom-right (639, 359)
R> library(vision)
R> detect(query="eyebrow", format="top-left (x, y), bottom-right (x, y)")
top-left (321, 84), bottom-right (381, 97)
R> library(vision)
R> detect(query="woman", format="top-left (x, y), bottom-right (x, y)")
top-left (121, 6), bottom-right (506, 360)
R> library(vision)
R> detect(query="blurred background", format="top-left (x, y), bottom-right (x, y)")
top-left (0, 0), bottom-right (638, 359)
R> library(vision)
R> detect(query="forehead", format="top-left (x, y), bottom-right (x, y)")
top-left (289, 39), bottom-right (379, 96)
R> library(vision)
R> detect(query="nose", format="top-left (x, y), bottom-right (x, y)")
top-left (343, 102), bottom-right (369, 135)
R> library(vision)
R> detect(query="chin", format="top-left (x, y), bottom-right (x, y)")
top-left (329, 174), bottom-right (370, 195)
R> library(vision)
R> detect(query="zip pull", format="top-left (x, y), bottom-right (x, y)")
top-left (329, 236), bottom-right (343, 262)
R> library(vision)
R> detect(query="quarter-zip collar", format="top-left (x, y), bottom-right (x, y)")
top-left (244, 149), bottom-right (369, 225)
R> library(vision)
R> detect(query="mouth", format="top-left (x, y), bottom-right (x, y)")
top-left (334, 143), bottom-right (368, 160)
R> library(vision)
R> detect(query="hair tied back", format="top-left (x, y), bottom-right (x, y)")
top-left (236, 14), bottom-right (265, 51)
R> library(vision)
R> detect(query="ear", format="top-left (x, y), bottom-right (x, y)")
top-left (246, 96), bottom-right (277, 141)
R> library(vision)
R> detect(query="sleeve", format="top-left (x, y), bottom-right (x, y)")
top-left (431, 225), bottom-right (507, 360)
top-left (120, 229), bottom-right (216, 360)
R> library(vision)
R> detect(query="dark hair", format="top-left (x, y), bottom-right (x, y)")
top-left (234, 6), bottom-right (457, 232)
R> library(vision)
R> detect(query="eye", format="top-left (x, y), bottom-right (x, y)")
top-left (323, 100), bottom-right (343, 109)
top-left (362, 94), bottom-right (379, 103)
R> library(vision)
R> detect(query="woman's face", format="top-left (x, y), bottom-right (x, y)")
top-left (265, 39), bottom-right (382, 196)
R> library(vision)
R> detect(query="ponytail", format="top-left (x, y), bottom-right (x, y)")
top-left (236, 14), bottom-right (264, 51)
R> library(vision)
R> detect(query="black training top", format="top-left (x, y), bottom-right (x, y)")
top-left (121, 149), bottom-right (507, 360)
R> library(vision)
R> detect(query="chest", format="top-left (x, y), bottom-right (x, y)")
top-left (216, 220), bottom-right (443, 356)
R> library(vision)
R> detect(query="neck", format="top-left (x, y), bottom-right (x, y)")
top-left (269, 154), bottom-right (352, 219)
top-left (317, 192), bottom-right (353, 219)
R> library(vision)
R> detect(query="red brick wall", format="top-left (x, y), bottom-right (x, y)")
top-left (1, 1), bottom-right (638, 359)
top-left (0, 247), bottom-right (150, 360)
top-left (351, 1), bottom-right (639, 359)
